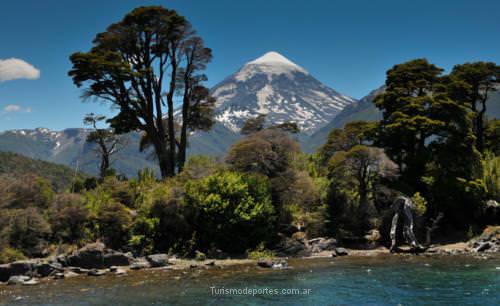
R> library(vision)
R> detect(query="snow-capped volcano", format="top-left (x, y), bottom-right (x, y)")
top-left (211, 51), bottom-right (356, 134)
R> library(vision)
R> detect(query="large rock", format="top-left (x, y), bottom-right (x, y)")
top-left (308, 237), bottom-right (337, 253)
top-left (129, 258), bottom-right (151, 270)
top-left (66, 243), bottom-right (132, 269)
top-left (257, 259), bottom-right (288, 269)
top-left (22, 278), bottom-right (40, 286)
top-left (274, 237), bottom-right (311, 257)
top-left (334, 247), bottom-right (349, 256)
top-left (468, 226), bottom-right (500, 253)
top-left (7, 275), bottom-right (30, 285)
top-left (66, 243), bottom-right (106, 269)
top-left (146, 254), bottom-right (169, 267)
top-left (88, 269), bottom-right (106, 276)
top-left (0, 261), bottom-right (35, 282)
top-left (34, 262), bottom-right (63, 277)
top-left (103, 251), bottom-right (133, 267)
top-left (257, 259), bottom-right (274, 268)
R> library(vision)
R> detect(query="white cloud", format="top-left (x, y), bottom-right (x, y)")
top-left (3, 104), bottom-right (32, 113)
top-left (0, 58), bottom-right (40, 82)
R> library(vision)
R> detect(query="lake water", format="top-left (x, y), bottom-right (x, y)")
top-left (1, 255), bottom-right (499, 305)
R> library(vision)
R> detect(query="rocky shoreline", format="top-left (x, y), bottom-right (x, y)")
top-left (1, 227), bottom-right (498, 287)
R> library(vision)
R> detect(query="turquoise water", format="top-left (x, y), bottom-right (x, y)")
top-left (1, 255), bottom-right (499, 305)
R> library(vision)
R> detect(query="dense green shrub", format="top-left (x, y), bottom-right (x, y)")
top-left (482, 153), bottom-right (500, 201)
top-left (7, 207), bottom-right (52, 256)
top-left (95, 202), bottom-right (132, 250)
top-left (185, 171), bottom-right (275, 253)
top-left (0, 247), bottom-right (26, 264)
top-left (49, 193), bottom-right (89, 244)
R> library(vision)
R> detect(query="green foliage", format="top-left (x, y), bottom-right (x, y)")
top-left (178, 155), bottom-right (220, 181)
top-left (95, 202), bottom-right (132, 250)
top-left (485, 119), bottom-right (500, 155)
top-left (319, 120), bottom-right (377, 165)
top-left (373, 58), bottom-right (486, 229)
top-left (0, 247), bottom-right (26, 264)
top-left (247, 242), bottom-right (275, 259)
top-left (185, 171), bottom-right (275, 252)
top-left (195, 250), bottom-right (207, 261)
top-left (129, 216), bottom-right (159, 255)
top-left (7, 207), bottom-right (52, 256)
top-left (0, 152), bottom-right (87, 191)
top-left (227, 129), bottom-right (299, 177)
top-left (482, 154), bottom-right (500, 201)
top-left (69, 5), bottom-right (214, 177)
top-left (449, 62), bottom-right (499, 152)
top-left (411, 192), bottom-right (427, 217)
top-left (49, 193), bottom-right (89, 244)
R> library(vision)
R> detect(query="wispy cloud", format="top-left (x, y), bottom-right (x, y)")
top-left (3, 104), bottom-right (32, 113)
top-left (0, 58), bottom-right (40, 82)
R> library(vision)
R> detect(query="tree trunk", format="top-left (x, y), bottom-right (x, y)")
top-left (166, 55), bottom-right (178, 177)
top-left (100, 153), bottom-right (110, 179)
top-left (477, 100), bottom-right (487, 153)
top-left (151, 131), bottom-right (172, 179)
top-left (178, 90), bottom-right (191, 173)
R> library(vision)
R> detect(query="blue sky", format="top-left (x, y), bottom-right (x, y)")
top-left (1, 0), bottom-right (499, 131)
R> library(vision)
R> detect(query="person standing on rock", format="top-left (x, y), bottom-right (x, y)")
top-left (390, 195), bottom-right (423, 253)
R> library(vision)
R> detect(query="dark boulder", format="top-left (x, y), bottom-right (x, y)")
top-left (274, 237), bottom-right (311, 257)
top-left (257, 259), bottom-right (288, 269)
top-left (34, 262), bottom-right (63, 277)
top-left (0, 261), bottom-right (34, 282)
top-left (475, 242), bottom-right (491, 252)
top-left (334, 247), bottom-right (349, 256)
top-left (103, 251), bottom-right (133, 267)
top-left (146, 254), bottom-right (169, 267)
top-left (66, 243), bottom-right (132, 269)
top-left (66, 243), bottom-right (106, 269)
top-left (308, 237), bottom-right (337, 253)
top-left (257, 259), bottom-right (274, 268)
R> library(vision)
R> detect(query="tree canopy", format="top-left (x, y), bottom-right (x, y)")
top-left (69, 6), bottom-right (214, 178)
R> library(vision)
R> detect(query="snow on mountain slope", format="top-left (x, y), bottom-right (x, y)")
top-left (211, 51), bottom-right (356, 134)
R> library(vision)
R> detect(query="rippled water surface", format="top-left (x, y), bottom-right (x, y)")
top-left (1, 255), bottom-right (499, 305)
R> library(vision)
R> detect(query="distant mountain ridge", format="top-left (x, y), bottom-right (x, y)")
top-left (4, 53), bottom-right (498, 176)
top-left (0, 151), bottom-right (85, 191)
